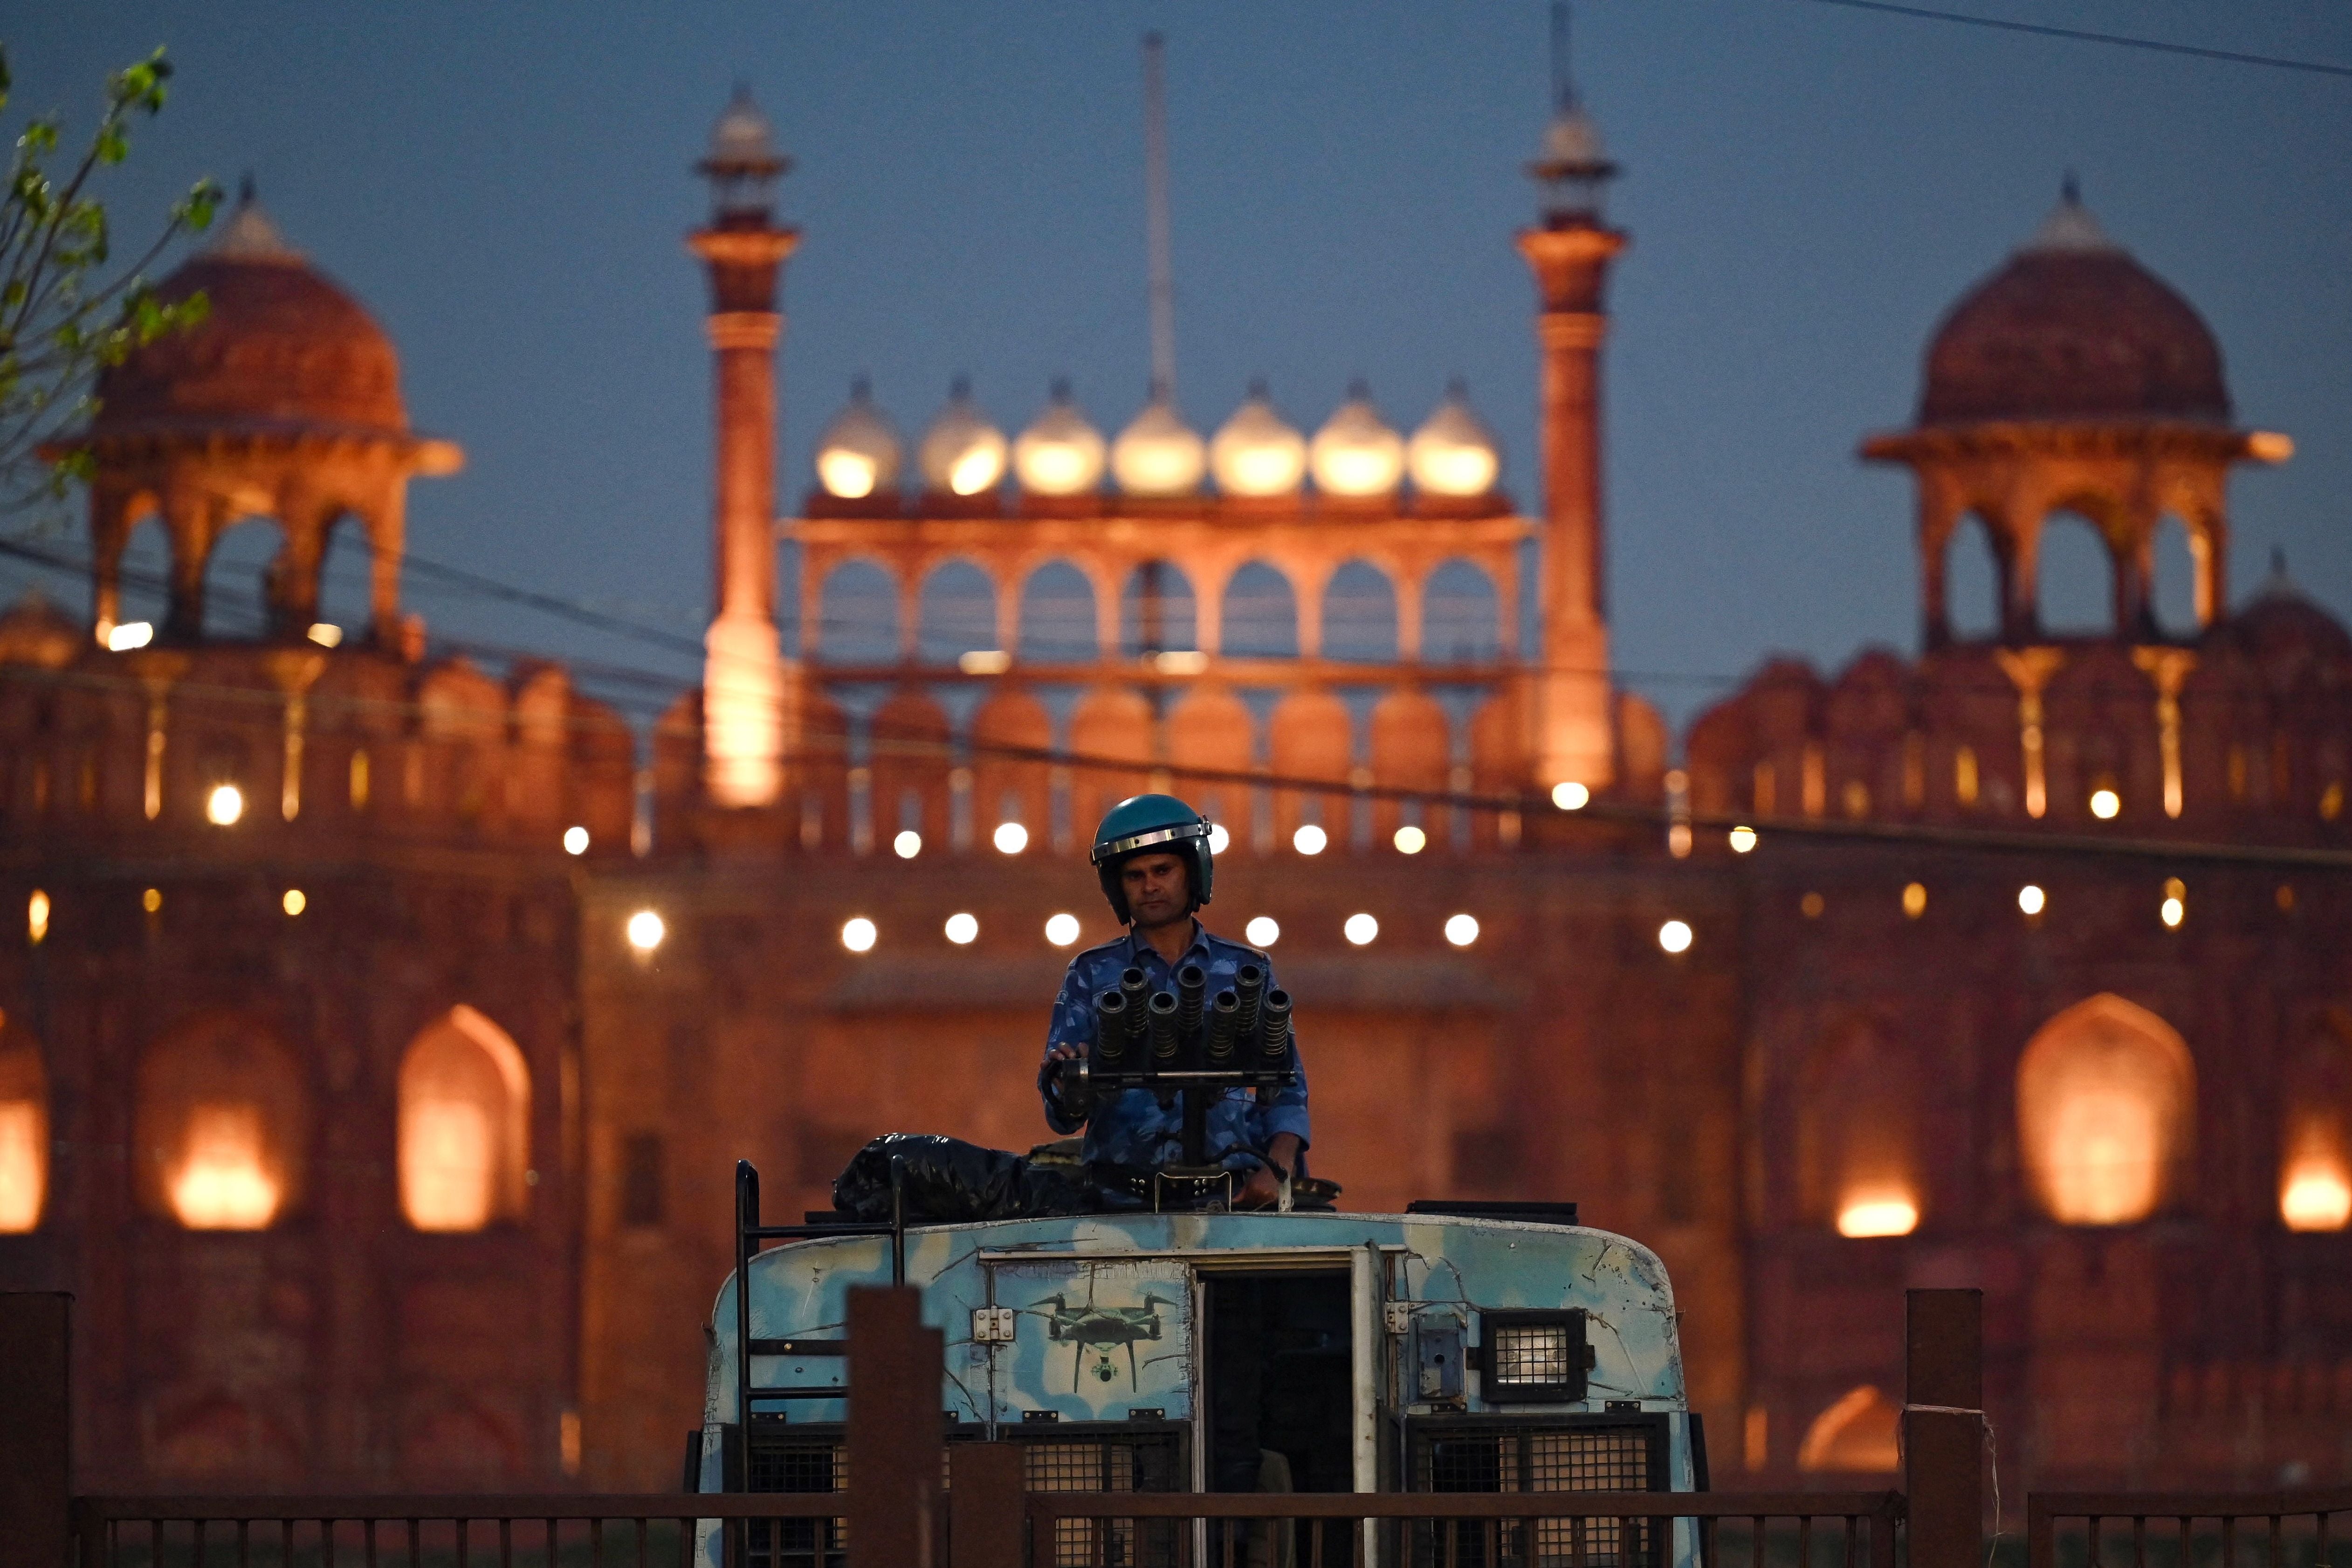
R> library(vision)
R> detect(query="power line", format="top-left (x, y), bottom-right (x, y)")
top-left (1798, 0), bottom-right (2352, 78)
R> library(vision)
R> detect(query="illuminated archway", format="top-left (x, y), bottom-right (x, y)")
top-left (0, 1023), bottom-right (50, 1232)
top-left (1800, 1019), bottom-right (1921, 1237)
top-left (1796, 1386), bottom-right (1899, 1472)
top-left (399, 1006), bottom-right (530, 1232)
top-left (2016, 994), bottom-right (2194, 1225)
top-left (2280, 1016), bottom-right (2352, 1232)
top-left (135, 1016), bottom-right (308, 1230)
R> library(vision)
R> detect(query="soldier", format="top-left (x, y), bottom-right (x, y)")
top-left (1038, 793), bottom-right (1309, 1209)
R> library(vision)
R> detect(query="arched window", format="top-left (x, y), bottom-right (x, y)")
top-left (1118, 561), bottom-right (1197, 656)
top-left (818, 559), bottom-right (901, 664)
top-left (1799, 1019), bottom-right (1921, 1237)
top-left (2280, 1016), bottom-right (2352, 1232)
top-left (399, 1006), bottom-right (530, 1232)
top-left (0, 1023), bottom-right (49, 1232)
top-left (2151, 515), bottom-right (2199, 638)
top-left (1018, 560), bottom-right (1098, 663)
top-left (1943, 513), bottom-right (1999, 639)
top-left (135, 1017), bottom-right (309, 1230)
top-left (1422, 559), bottom-right (1499, 663)
top-left (200, 514), bottom-right (284, 640)
top-left (115, 514), bottom-right (174, 631)
top-left (2035, 509), bottom-right (2111, 635)
top-left (1323, 559), bottom-right (1398, 664)
top-left (1796, 1386), bottom-right (1899, 1472)
top-left (2016, 994), bottom-right (2194, 1226)
top-left (1219, 561), bottom-right (1298, 658)
top-left (916, 558), bottom-right (997, 663)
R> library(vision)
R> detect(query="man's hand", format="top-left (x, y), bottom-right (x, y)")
top-left (1236, 1134), bottom-right (1303, 1210)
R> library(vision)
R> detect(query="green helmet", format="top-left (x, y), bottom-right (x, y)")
top-left (1090, 793), bottom-right (1215, 923)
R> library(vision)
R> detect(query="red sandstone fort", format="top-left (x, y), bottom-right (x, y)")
top-left (0, 78), bottom-right (2345, 1496)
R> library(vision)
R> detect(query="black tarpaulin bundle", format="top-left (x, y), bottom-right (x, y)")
top-left (832, 1133), bottom-right (1097, 1222)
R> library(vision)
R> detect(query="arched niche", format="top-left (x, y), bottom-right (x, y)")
top-left (916, 557), bottom-right (997, 664)
top-left (1369, 688), bottom-right (1448, 840)
top-left (112, 513), bottom-right (174, 632)
top-left (200, 514), bottom-right (285, 640)
top-left (1422, 559), bottom-right (1500, 664)
top-left (1018, 559), bottom-right (1098, 663)
top-left (134, 1016), bottom-right (309, 1230)
top-left (313, 510), bottom-right (377, 638)
top-left (1943, 512), bottom-right (2000, 640)
top-left (1165, 685), bottom-right (1254, 835)
top-left (2016, 994), bottom-right (2194, 1226)
top-left (970, 688), bottom-right (1053, 847)
top-left (1118, 561), bottom-right (1197, 656)
top-left (2035, 509), bottom-right (2112, 635)
top-left (2280, 1014), bottom-right (2352, 1232)
top-left (818, 558), bottom-right (901, 664)
top-left (1220, 560), bottom-right (1299, 659)
top-left (1324, 559), bottom-right (1398, 664)
top-left (0, 1024), bottom-right (50, 1232)
top-left (1267, 688), bottom-right (1351, 843)
top-left (1067, 684), bottom-right (1153, 833)
top-left (1798, 1018), bottom-right (1921, 1236)
top-left (399, 1005), bottom-right (530, 1233)
top-left (867, 687), bottom-right (953, 850)
top-left (1797, 1386), bottom-right (1899, 1472)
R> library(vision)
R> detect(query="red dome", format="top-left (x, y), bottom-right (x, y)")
top-left (1918, 198), bottom-right (2230, 427)
top-left (94, 201), bottom-right (406, 437)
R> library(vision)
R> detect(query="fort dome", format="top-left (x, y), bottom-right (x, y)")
top-left (813, 378), bottom-right (903, 499)
top-left (1208, 381), bottom-right (1306, 497)
top-left (1406, 380), bottom-right (1501, 496)
top-left (1308, 380), bottom-right (1404, 497)
top-left (1918, 186), bottom-right (2230, 427)
top-left (915, 378), bottom-right (1007, 497)
top-left (1110, 394), bottom-right (1206, 497)
top-left (94, 193), bottom-right (408, 437)
top-left (1011, 380), bottom-right (1106, 496)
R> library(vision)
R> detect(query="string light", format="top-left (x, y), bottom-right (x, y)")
top-left (205, 784), bottom-right (245, 826)
top-left (1044, 912), bottom-right (1082, 947)
top-left (1245, 916), bottom-right (1280, 947)
top-left (1552, 782), bottom-right (1590, 811)
top-left (1206, 823), bottom-right (1231, 854)
top-left (1343, 913), bottom-right (1379, 946)
top-left (943, 912), bottom-right (979, 945)
top-left (893, 830), bottom-right (922, 859)
top-left (625, 910), bottom-right (666, 951)
top-left (1444, 913), bottom-right (1479, 948)
top-left (26, 890), bottom-right (48, 945)
top-left (1658, 919), bottom-right (1693, 954)
top-left (2018, 884), bottom-right (2047, 917)
top-left (1728, 825), bottom-right (1758, 853)
top-left (282, 889), bottom-right (307, 917)
top-left (840, 916), bottom-right (878, 953)
top-left (1902, 882), bottom-right (1927, 918)
top-left (563, 825), bottom-right (590, 855)
top-left (992, 821), bottom-right (1029, 854)
top-left (2160, 876), bottom-right (2185, 929)
top-left (1293, 824), bottom-right (1327, 856)
top-left (1394, 825), bottom-right (1427, 854)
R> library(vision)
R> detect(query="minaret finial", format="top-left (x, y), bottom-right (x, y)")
top-left (2062, 168), bottom-right (2081, 204)
top-left (1551, 2), bottom-right (1576, 113)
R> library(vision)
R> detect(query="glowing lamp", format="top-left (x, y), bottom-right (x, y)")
top-left (282, 889), bottom-right (306, 917)
top-left (1307, 383), bottom-right (1405, 497)
top-left (1045, 912), bottom-right (1082, 948)
top-left (169, 1103), bottom-right (279, 1229)
top-left (1394, 825), bottom-right (1427, 854)
top-left (818, 449), bottom-right (880, 499)
top-left (1552, 781), bottom-right (1590, 811)
top-left (1902, 882), bottom-right (1927, 919)
top-left (1151, 650), bottom-right (1209, 675)
top-left (2161, 896), bottom-right (2185, 929)
top-left (840, 916), bottom-right (878, 954)
top-left (993, 821), bottom-right (1030, 855)
top-left (893, 830), bottom-right (923, 860)
top-left (814, 378), bottom-right (903, 499)
top-left (563, 825), bottom-right (590, 855)
top-left (27, 889), bottom-right (48, 945)
top-left (2246, 431), bottom-right (2295, 463)
top-left (957, 650), bottom-right (1012, 675)
top-left (306, 622), bottom-right (343, 648)
top-left (1292, 824), bottom-right (1327, 856)
top-left (2281, 1161), bottom-right (2351, 1232)
top-left (2018, 884), bottom-right (2047, 917)
top-left (625, 910), bottom-right (666, 952)
top-left (917, 379), bottom-right (1008, 496)
top-left (1407, 382), bottom-right (1502, 497)
top-left (1209, 385), bottom-right (1307, 496)
top-left (106, 621), bottom-right (154, 652)
top-left (1012, 382), bottom-right (1107, 495)
top-left (205, 783), bottom-right (245, 826)
top-left (944, 912), bottom-right (979, 946)
top-left (1444, 913), bottom-right (1479, 948)
top-left (1658, 919), bottom-right (1693, 954)
top-left (1245, 916), bottom-right (1280, 948)
top-left (1728, 826), bottom-right (1758, 854)
top-left (1836, 1194), bottom-right (1919, 1238)
top-left (1111, 398), bottom-right (1207, 496)
top-left (1343, 913), bottom-right (1379, 946)
top-left (1206, 824), bottom-right (1231, 855)
top-left (2090, 787), bottom-right (2121, 819)
top-left (141, 887), bottom-right (162, 914)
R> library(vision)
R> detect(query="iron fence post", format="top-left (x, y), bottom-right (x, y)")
top-left (0, 1292), bottom-right (73, 1568)
top-left (847, 1286), bottom-right (944, 1568)
top-left (1905, 1289), bottom-right (1985, 1568)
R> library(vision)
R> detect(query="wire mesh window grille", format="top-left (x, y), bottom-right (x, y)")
top-left (1489, 1325), bottom-right (1574, 1388)
top-left (1409, 1417), bottom-right (1666, 1568)
top-left (1017, 1432), bottom-right (1185, 1568)
top-left (744, 1428), bottom-right (847, 1568)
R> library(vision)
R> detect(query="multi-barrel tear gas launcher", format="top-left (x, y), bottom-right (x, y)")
top-left (1052, 960), bottom-right (1298, 1170)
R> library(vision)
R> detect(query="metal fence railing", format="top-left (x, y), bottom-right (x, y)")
top-left (2028, 1491), bottom-right (2352, 1568)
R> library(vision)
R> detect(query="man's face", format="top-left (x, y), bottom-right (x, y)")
top-left (1120, 852), bottom-right (1191, 929)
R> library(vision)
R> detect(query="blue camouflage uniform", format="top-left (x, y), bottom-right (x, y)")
top-left (1038, 922), bottom-right (1311, 1173)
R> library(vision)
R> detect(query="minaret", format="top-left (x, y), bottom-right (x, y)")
top-left (1516, 21), bottom-right (1625, 794)
top-left (690, 88), bottom-right (799, 808)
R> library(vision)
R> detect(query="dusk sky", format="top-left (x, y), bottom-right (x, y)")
top-left (10, 1), bottom-right (2349, 733)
